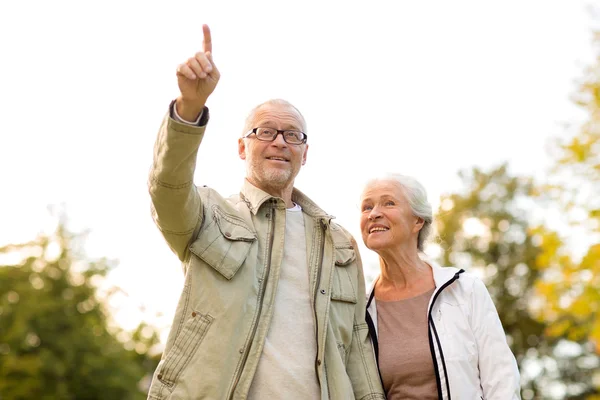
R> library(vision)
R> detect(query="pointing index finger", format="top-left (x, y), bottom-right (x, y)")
top-left (202, 24), bottom-right (212, 54)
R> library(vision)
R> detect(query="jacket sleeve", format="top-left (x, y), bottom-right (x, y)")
top-left (345, 237), bottom-right (386, 400)
top-left (471, 278), bottom-right (521, 399)
top-left (148, 104), bottom-right (209, 262)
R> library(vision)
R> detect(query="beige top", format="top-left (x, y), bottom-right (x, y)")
top-left (377, 288), bottom-right (437, 400)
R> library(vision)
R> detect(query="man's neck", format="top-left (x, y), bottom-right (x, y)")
top-left (246, 178), bottom-right (295, 208)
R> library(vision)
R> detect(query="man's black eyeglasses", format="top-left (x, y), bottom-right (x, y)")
top-left (243, 127), bottom-right (307, 145)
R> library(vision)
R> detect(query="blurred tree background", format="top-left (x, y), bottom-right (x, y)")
top-left (434, 31), bottom-right (600, 400)
top-left (0, 216), bottom-right (160, 399)
top-left (435, 164), bottom-right (598, 399)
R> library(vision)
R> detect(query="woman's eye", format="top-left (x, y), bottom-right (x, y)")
top-left (362, 205), bottom-right (372, 212)
top-left (385, 201), bottom-right (395, 206)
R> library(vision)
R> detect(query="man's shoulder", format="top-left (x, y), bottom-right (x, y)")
top-left (196, 185), bottom-right (245, 212)
top-left (196, 184), bottom-right (220, 203)
top-left (328, 221), bottom-right (358, 247)
top-left (330, 221), bottom-right (350, 234)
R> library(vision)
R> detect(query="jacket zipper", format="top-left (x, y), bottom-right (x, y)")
top-left (427, 269), bottom-right (464, 400)
top-left (365, 290), bottom-right (384, 389)
top-left (227, 203), bottom-right (276, 399)
top-left (312, 220), bottom-right (327, 380)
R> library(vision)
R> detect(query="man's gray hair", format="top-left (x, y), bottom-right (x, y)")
top-left (242, 99), bottom-right (307, 136)
top-left (365, 173), bottom-right (433, 252)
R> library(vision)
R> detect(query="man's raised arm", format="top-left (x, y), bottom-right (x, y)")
top-left (148, 24), bottom-right (221, 261)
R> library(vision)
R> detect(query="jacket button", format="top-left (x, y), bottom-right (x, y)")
top-left (225, 232), bottom-right (232, 238)
top-left (158, 373), bottom-right (163, 380)
top-left (192, 312), bottom-right (197, 317)
top-left (239, 347), bottom-right (244, 354)
top-left (320, 289), bottom-right (326, 295)
top-left (317, 359), bottom-right (322, 365)
top-left (265, 213), bottom-right (270, 218)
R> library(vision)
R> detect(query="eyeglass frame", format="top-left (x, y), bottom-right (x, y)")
top-left (243, 127), bottom-right (308, 145)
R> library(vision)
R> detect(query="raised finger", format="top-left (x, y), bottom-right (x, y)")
top-left (202, 24), bottom-right (212, 54)
top-left (176, 64), bottom-right (197, 80)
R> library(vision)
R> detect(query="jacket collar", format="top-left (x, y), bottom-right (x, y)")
top-left (240, 179), bottom-right (333, 222)
top-left (429, 258), bottom-right (461, 287)
top-left (240, 179), bottom-right (273, 215)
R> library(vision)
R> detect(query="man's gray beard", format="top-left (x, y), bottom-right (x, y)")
top-left (260, 167), bottom-right (292, 187)
top-left (248, 160), bottom-right (293, 189)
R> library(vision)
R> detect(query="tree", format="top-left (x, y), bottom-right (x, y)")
top-left (0, 220), bottom-right (160, 399)
top-left (529, 29), bottom-right (600, 400)
top-left (434, 164), bottom-right (598, 399)
top-left (535, 30), bottom-right (600, 351)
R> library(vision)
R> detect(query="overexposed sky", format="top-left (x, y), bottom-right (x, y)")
top-left (0, 0), bottom-right (595, 335)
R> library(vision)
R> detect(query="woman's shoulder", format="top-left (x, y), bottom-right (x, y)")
top-left (429, 260), bottom-right (489, 299)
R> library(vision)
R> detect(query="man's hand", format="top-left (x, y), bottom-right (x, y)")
top-left (175, 24), bottom-right (220, 121)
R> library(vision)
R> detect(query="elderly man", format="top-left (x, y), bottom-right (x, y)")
top-left (146, 24), bottom-right (384, 400)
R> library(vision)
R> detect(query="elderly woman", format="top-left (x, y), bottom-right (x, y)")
top-left (360, 174), bottom-right (521, 400)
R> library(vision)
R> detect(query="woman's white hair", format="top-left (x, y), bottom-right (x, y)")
top-left (242, 99), bottom-right (307, 136)
top-left (364, 173), bottom-right (433, 252)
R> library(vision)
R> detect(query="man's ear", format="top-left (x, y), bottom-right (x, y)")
top-left (238, 138), bottom-right (246, 160)
top-left (301, 144), bottom-right (309, 165)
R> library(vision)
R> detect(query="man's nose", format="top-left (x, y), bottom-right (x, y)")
top-left (270, 132), bottom-right (288, 146)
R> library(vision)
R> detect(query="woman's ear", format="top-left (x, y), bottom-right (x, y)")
top-left (414, 216), bottom-right (425, 232)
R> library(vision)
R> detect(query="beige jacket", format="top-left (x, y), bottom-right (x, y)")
top-left (146, 109), bottom-right (384, 400)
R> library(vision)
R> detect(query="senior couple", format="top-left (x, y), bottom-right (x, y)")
top-left (146, 25), bottom-right (521, 400)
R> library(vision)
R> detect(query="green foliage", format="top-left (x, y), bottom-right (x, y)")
top-left (536, 35), bottom-right (600, 353)
top-left (0, 223), bottom-right (160, 400)
top-left (524, 27), bottom-right (600, 400)
top-left (434, 24), bottom-right (600, 398)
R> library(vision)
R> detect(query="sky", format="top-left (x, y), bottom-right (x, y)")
top-left (0, 0), bottom-right (596, 338)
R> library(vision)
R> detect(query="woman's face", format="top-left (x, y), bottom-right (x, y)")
top-left (359, 180), bottom-right (422, 252)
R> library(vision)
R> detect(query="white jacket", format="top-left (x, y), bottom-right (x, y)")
top-left (366, 261), bottom-right (521, 400)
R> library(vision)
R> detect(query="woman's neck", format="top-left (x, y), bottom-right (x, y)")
top-left (375, 247), bottom-right (435, 301)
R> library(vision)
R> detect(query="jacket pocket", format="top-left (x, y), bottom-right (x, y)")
top-left (331, 246), bottom-right (357, 303)
top-left (189, 207), bottom-right (256, 279)
top-left (437, 302), bottom-right (476, 361)
top-left (158, 311), bottom-right (214, 386)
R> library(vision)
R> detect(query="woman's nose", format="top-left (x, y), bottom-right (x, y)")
top-left (368, 209), bottom-right (382, 221)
